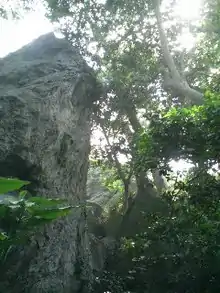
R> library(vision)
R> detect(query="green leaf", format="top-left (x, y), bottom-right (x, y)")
top-left (0, 232), bottom-right (8, 241)
top-left (29, 206), bottom-right (72, 220)
top-left (19, 190), bottom-right (28, 198)
top-left (27, 197), bottom-right (67, 207)
top-left (0, 205), bottom-right (8, 217)
top-left (0, 178), bottom-right (30, 194)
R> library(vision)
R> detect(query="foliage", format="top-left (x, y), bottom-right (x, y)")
top-left (87, 164), bottom-right (124, 210)
top-left (0, 177), bottom-right (72, 267)
top-left (100, 167), bottom-right (124, 194)
top-left (93, 90), bottom-right (220, 293)
top-left (187, 0), bottom-right (220, 92)
top-left (136, 92), bottom-right (220, 171)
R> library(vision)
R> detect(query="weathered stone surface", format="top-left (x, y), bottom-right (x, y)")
top-left (0, 33), bottom-right (100, 292)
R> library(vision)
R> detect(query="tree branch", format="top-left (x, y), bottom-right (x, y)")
top-left (154, 0), bottom-right (204, 105)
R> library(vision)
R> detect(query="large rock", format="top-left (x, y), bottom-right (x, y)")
top-left (0, 33), bottom-right (100, 292)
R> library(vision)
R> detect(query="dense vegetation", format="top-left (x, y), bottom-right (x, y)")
top-left (93, 93), bottom-right (220, 293)
top-left (2, 0), bottom-right (220, 292)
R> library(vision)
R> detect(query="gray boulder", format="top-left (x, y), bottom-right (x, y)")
top-left (0, 33), bottom-right (100, 292)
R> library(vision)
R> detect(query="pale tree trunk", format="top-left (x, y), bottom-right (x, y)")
top-left (152, 169), bottom-right (168, 194)
top-left (154, 0), bottom-right (203, 105)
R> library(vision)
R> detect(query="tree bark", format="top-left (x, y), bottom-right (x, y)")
top-left (154, 0), bottom-right (203, 105)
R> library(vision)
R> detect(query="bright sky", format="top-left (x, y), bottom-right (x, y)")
top-left (0, 4), bottom-right (53, 58)
top-left (0, 0), bottom-right (203, 58)
top-left (174, 0), bottom-right (202, 19)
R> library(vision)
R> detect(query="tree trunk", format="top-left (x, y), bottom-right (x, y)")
top-left (117, 104), bottom-right (168, 237)
top-left (154, 0), bottom-right (203, 105)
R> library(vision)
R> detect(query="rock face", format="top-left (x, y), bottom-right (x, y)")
top-left (0, 33), bottom-right (99, 292)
